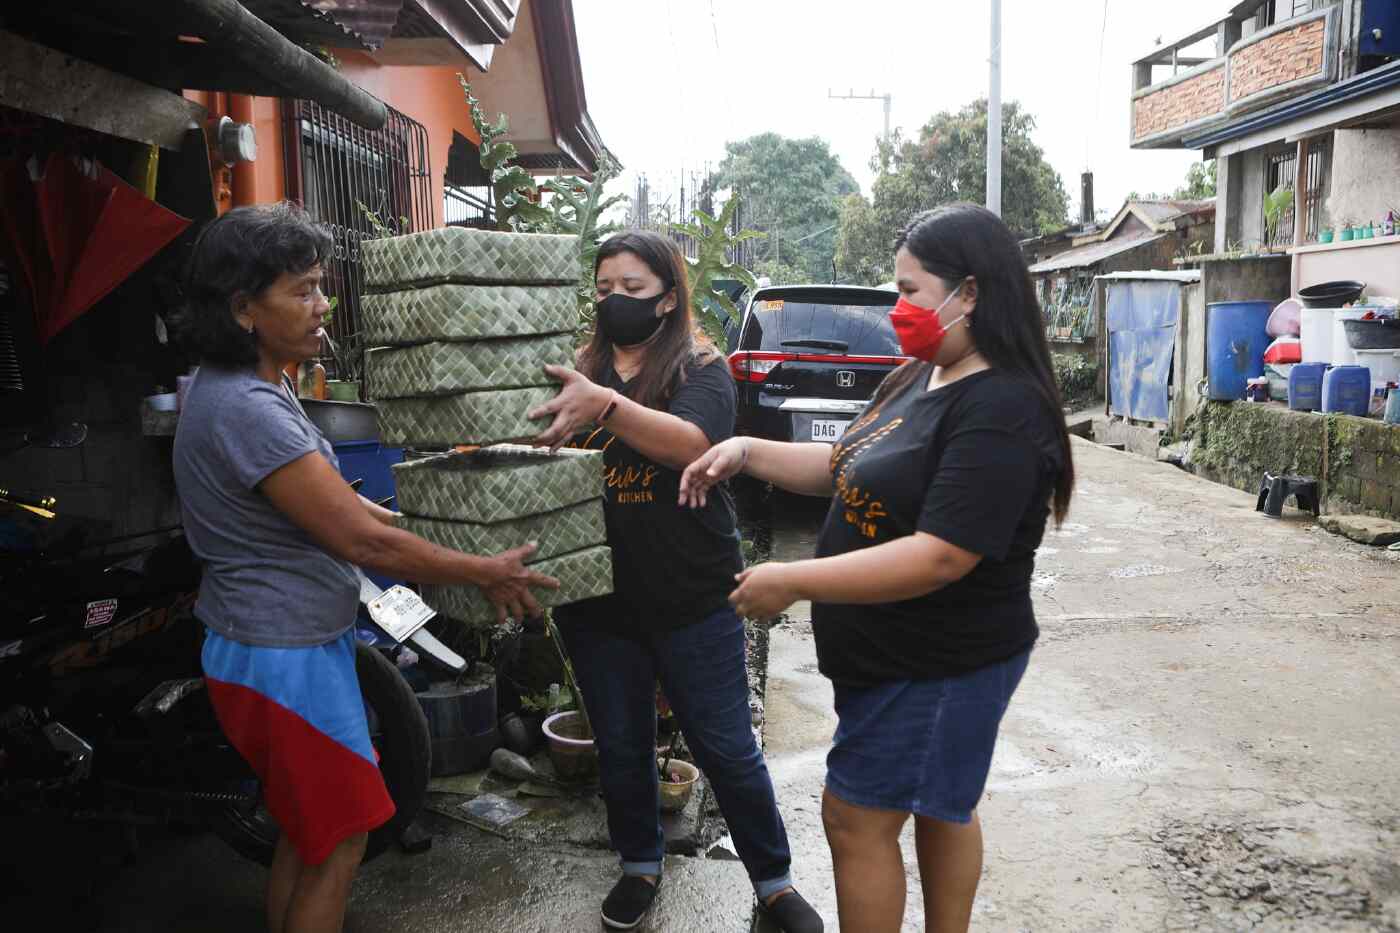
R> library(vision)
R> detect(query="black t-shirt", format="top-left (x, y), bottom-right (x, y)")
top-left (812, 366), bottom-right (1062, 687)
top-left (556, 357), bottom-right (744, 632)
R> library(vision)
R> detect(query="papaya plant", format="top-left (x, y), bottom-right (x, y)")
top-left (457, 74), bottom-right (552, 232)
top-left (670, 195), bottom-right (765, 348)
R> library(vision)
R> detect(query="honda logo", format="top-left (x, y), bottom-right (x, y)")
top-left (836, 371), bottom-right (855, 387)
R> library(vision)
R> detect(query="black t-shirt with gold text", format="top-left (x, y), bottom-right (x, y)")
top-left (813, 367), bottom-right (1061, 686)
top-left (555, 358), bottom-right (744, 633)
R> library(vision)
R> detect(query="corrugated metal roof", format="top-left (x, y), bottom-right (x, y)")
top-left (1094, 270), bottom-right (1202, 283)
top-left (1028, 234), bottom-right (1167, 274)
top-left (239, 0), bottom-right (405, 50)
top-left (1133, 198), bottom-right (1214, 224)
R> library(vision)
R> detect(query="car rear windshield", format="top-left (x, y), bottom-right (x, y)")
top-left (740, 296), bottom-right (900, 355)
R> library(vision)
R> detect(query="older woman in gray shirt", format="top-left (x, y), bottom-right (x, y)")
top-left (173, 202), bottom-right (556, 933)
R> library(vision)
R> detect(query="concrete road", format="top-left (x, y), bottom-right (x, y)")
top-left (762, 438), bottom-right (1400, 931)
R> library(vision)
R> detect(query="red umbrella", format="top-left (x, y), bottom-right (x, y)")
top-left (29, 153), bottom-right (191, 345)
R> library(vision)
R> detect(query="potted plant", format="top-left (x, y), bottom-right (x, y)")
top-left (1319, 226), bottom-right (1334, 244)
top-left (1262, 184), bottom-right (1294, 248)
top-left (1340, 219), bottom-right (1355, 242)
top-left (324, 329), bottom-right (364, 402)
top-left (657, 730), bottom-right (699, 813)
top-left (539, 614), bottom-right (598, 780)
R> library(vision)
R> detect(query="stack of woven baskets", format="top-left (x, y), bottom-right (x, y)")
top-left (360, 227), bottom-right (613, 624)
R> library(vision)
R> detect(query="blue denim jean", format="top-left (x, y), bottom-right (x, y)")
top-left (559, 607), bottom-right (793, 898)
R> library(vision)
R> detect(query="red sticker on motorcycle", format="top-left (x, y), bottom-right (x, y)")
top-left (84, 599), bottom-right (118, 629)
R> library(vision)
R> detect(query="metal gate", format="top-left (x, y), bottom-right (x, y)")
top-left (1106, 279), bottom-right (1181, 423)
top-left (284, 100), bottom-right (432, 373)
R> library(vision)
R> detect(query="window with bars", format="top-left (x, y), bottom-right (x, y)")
top-left (1301, 135), bottom-right (1331, 243)
top-left (1263, 148), bottom-right (1298, 248)
top-left (283, 100), bottom-right (433, 375)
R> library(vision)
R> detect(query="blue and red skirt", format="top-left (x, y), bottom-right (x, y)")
top-left (202, 628), bottom-right (395, 864)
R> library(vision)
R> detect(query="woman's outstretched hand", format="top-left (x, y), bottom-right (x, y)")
top-left (678, 437), bottom-right (751, 508)
top-left (529, 365), bottom-right (610, 452)
top-left (729, 562), bottom-right (800, 622)
top-left (480, 542), bottom-right (560, 625)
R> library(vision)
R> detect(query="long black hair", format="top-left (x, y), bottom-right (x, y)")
top-left (889, 202), bottom-right (1075, 524)
top-left (577, 231), bottom-right (720, 410)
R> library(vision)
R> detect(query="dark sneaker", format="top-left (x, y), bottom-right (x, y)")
top-left (601, 874), bottom-right (659, 930)
top-left (759, 889), bottom-right (824, 933)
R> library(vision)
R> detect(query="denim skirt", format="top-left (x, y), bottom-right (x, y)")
top-left (825, 647), bottom-right (1031, 823)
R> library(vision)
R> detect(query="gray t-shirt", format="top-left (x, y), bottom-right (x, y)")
top-left (173, 365), bottom-right (360, 647)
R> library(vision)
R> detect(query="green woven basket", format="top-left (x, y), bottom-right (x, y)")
top-left (395, 499), bottom-right (606, 565)
top-left (362, 228), bottom-right (578, 290)
top-left (420, 545), bottom-right (614, 626)
top-left (365, 335), bottom-right (575, 399)
top-left (360, 284), bottom-right (577, 347)
top-left (393, 445), bottom-right (605, 523)
top-left (376, 386), bottom-right (558, 448)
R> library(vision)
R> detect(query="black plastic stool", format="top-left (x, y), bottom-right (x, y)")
top-left (1255, 472), bottom-right (1320, 518)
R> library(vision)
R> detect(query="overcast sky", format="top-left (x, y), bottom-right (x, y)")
top-left (573, 0), bottom-right (1227, 222)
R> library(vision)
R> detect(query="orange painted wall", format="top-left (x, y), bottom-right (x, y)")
top-left (335, 51), bottom-right (484, 228)
top-left (184, 56), bottom-right (481, 226)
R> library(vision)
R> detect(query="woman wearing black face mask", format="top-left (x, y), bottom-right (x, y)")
top-left (528, 232), bottom-right (822, 933)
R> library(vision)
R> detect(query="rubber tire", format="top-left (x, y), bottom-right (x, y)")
top-left (208, 642), bottom-right (432, 866)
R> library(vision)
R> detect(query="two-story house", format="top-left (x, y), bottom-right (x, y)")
top-left (1130, 1), bottom-right (1399, 295)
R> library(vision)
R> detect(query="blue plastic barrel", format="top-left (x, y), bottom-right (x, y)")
top-left (1322, 365), bottom-right (1371, 416)
top-left (1207, 301), bottom-right (1274, 401)
top-left (1288, 362), bottom-right (1328, 412)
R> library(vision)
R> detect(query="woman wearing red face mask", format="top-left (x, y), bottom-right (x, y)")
top-left (679, 204), bottom-right (1074, 933)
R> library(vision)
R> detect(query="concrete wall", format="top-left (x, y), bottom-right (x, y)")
top-left (1327, 126), bottom-right (1400, 231)
top-left (1237, 147), bottom-right (1268, 251)
top-left (1294, 237), bottom-right (1400, 299)
top-left (1193, 401), bottom-right (1400, 519)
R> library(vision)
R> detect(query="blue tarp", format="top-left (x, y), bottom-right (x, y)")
top-left (1106, 280), bottom-right (1180, 423)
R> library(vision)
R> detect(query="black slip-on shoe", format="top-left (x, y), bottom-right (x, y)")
top-left (758, 889), bottom-right (824, 933)
top-left (601, 874), bottom-right (659, 930)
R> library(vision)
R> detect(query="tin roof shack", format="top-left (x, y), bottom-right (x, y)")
top-left (1029, 199), bottom-right (1215, 389)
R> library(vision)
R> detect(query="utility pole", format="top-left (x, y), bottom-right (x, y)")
top-left (987, 0), bottom-right (1003, 216)
top-left (828, 88), bottom-right (892, 144)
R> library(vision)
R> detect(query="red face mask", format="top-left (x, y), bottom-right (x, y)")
top-left (888, 285), bottom-right (967, 362)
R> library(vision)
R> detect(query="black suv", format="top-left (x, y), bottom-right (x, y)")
top-left (729, 285), bottom-right (905, 445)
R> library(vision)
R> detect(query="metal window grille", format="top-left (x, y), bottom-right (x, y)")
top-left (284, 101), bottom-right (432, 373)
top-left (1302, 135), bottom-right (1331, 243)
top-left (445, 185), bottom-right (494, 229)
top-left (1263, 148), bottom-right (1298, 248)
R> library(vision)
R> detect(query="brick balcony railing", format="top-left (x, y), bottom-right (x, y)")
top-left (1130, 6), bottom-right (1340, 149)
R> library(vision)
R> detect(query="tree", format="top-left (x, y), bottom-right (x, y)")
top-left (835, 99), bottom-right (1069, 284)
top-left (714, 133), bottom-right (859, 283)
top-left (1173, 160), bottom-right (1217, 200)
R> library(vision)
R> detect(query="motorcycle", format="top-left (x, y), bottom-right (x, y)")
top-left (0, 483), bottom-right (456, 876)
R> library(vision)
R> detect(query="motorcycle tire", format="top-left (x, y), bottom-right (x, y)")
top-left (208, 642), bottom-right (431, 866)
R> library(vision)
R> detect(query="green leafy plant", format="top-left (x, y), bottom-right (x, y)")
top-left (543, 613), bottom-right (591, 738)
top-left (539, 157), bottom-right (627, 329)
top-left (1263, 184), bottom-right (1294, 245)
top-left (458, 74), bottom-right (552, 232)
top-left (670, 195), bottom-right (765, 348)
top-left (323, 330), bottom-right (364, 383)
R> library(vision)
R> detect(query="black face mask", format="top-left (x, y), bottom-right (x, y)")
top-left (596, 292), bottom-right (668, 347)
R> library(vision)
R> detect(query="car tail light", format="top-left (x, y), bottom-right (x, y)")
top-left (728, 351), bottom-right (911, 383)
top-left (728, 351), bottom-right (793, 383)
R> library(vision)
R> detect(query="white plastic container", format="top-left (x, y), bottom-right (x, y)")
top-left (1332, 307), bottom-right (1369, 365)
top-left (1300, 307), bottom-right (1334, 363)
top-left (1354, 349), bottom-right (1400, 388)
